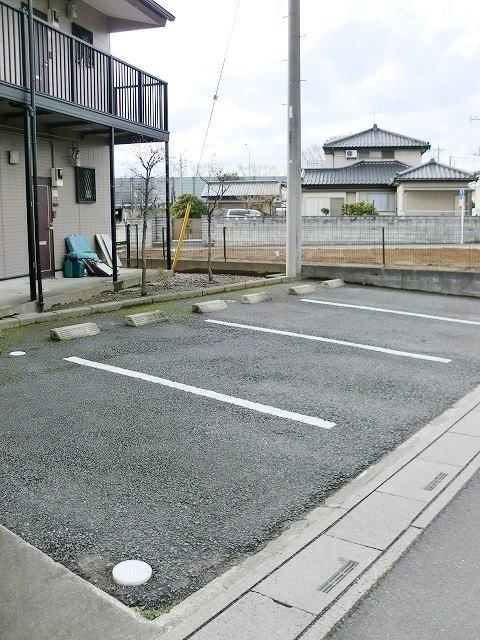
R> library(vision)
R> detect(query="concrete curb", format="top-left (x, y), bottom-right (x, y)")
top-left (0, 271), bottom-right (169, 319)
top-left (0, 276), bottom-right (290, 332)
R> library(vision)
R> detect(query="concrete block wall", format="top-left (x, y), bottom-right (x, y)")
top-left (200, 216), bottom-right (480, 248)
top-left (0, 130), bottom-right (110, 279)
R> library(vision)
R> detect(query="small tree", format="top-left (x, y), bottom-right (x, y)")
top-left (202, 171), bottom-right (238, 281)
top-left (342, 201), bottom-right (375, 216)
top-left (171, 193), bottom-right (207, 219)
top-left (129, 142), bottom-right (165, 295)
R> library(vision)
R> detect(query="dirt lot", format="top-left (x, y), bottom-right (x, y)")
top-left (139, 246), bottom-right (480, 271)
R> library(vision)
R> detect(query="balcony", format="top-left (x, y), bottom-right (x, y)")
top-left (0, 1), bottom-right (168, 141)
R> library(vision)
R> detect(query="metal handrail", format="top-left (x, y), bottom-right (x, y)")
top-left (0, 0), bottom-right (167, 131)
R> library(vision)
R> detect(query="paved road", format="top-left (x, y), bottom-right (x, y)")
top-left (0, 283), bottom-right (479, 611)
top-left (327, 469), bottom-right (480, 640)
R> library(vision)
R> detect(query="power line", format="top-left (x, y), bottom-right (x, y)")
top-left (194, 0), bottom-right (241, 177)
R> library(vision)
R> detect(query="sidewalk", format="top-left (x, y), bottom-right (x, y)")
top-left (327, 468), bottom-right (480, 640)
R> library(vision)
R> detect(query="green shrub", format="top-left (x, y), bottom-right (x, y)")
top-left (341, 201), bottom-right (375, 216)
top-left (171, 193), bottom-right (207, 219)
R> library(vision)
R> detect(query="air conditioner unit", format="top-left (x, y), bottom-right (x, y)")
top-left (47, 8), bottom-right (60, 28)
top-left (346, 149), bottom-right (358, 159)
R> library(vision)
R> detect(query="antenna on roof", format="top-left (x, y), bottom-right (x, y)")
top-left (372, 106), bottom-right (382, 125)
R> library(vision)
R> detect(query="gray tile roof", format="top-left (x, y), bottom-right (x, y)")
top-left (393, 159), bottom-right (475, 182)
top-left (202, 180), bottom-right (283, 198)
top-left (323, 125), bottom-right (430, 151)
top-left (302, 161), bottom-right (410, 187)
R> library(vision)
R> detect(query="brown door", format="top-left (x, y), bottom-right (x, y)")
top-left (37, 179), bottom-right (54, 277)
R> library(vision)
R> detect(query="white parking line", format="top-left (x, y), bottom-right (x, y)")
top-left (205, 320), bottom-right (451, 363)
top-left (65, 356), bottom-right (336, 430)
top-left (301, 299), bottom-right (480, 326)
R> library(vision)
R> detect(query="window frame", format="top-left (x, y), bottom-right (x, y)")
top-left (72, 23), bottom-right (94, 67)
top-left (75, 167), bottom-right (97, 204)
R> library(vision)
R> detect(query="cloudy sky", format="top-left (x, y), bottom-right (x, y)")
top-left (113, 0), bottom-right (480, 176)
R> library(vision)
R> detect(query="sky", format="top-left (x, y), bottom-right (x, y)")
top-left (112, 0), bottom-right (480, 176)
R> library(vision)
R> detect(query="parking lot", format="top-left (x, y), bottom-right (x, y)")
top-left (1, 282), bottom-right (479, 612)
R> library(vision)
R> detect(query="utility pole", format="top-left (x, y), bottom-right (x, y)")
top-left (179, 154), bottom-right (183, 194)
top-left (286, 0), bottom-right (302, 279)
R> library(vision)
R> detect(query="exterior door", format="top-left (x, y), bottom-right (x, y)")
top-left (330, 197), bottom-right (345, 216)
top-left (37, 179), bottom-right (54, 277)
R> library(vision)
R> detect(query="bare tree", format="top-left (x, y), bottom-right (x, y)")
top-left (201, 169), bottom-right (238, 281)
top-left (301, 144), bottom-right (326, 168)
top-left (129, 142), bottom-right (165, 296)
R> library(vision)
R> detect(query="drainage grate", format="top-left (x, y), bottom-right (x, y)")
top-left (319, 560), bottom-right (359, 594)
top-left (424, 472), bottom-right (448, 491)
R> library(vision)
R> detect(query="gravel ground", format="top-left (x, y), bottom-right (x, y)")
top-left (1, 283), bottom-right (479, 613)
top-left (52, 273), bottom-right (262, 309)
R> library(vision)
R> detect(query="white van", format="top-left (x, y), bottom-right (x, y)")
top-left (225, 209), bottom-right (262, 219)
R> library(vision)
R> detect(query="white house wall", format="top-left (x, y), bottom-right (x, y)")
top-left (8, 0), bottom-right (111, 52)
top-left (325, 148), bottom-right (424, 168)
top-left (393, 149), bottom-right (423, 166)
top-left (404, 190), bottom-right (456, 215)
top-left (0, 130), bottom-right (110, 279)
top-left (303, 192), bottom-right (346, 216)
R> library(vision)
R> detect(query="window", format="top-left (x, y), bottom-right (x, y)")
top-left (75, 167), bottom-right (96, 203)
top-left (358, 150), bottom-right (370, 159)
top-left (382, 149), bottom-right (394, 159)
top-left (365, 192), bottom-right (395, 212)
top-left (21, 3), bottom-right (48, 20)
top-left (72, 23), bottom-right (94, 67)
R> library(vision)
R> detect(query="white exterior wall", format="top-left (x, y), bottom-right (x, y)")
top-left (394, 149), bottom-right (423, 166)
top-left (302, 191), bottom-right (346, 216)
top-left (405, 190), bottom-right (456, 215)
top-left (325, 148), bottom-right (424, 168)
top-left (8, 0), bottom-right (111, 52)
top-left (400, 182), bottom-right (469, 217)
top-left (0, 130), bottom-right (110, 278)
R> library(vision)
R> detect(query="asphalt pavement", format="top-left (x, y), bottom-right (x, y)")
top-left (0, 283), bottom-right (479, 610)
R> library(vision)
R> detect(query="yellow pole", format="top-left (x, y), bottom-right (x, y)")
top-left (172, 202), bottom-right (192, 270)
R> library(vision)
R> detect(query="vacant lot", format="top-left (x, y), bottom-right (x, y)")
top-left (142, 246), bottom-right (480, 271)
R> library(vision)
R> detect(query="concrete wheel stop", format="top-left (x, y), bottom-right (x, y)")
top-left (192, 300), bottom-right (229, 313)
top-left (50, 322), bottom-right (100, 341)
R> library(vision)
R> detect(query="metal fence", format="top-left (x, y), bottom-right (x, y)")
top-left (118, 216), bottom-right (480, 272)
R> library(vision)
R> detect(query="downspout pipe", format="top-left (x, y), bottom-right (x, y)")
top-left (20, 8), bottom-right (36, 301)
top-left (27, 0), bottom-right (44, 311)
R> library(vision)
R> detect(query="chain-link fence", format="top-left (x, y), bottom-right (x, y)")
top-left (118, 215), bottom-right (480, 272)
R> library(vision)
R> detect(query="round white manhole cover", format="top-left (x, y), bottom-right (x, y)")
top-left (112, 560), bottom-right (152, 586)
top-left (9, 351), bottom-right (26, 356)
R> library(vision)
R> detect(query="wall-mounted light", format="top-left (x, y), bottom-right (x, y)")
top-left (67, 2), bottom-right (78, 19)
top-left (8, 150), bottom-right (20, 165)
top-left (70, 144), bottom-right (81, 167)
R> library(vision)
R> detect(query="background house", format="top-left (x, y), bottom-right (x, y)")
top-left (202, 178), bottom-right (285, 216)
top-left (0, 0), bottom-right (173, 292)
top-left (302, 125), bottom-right (475, 216)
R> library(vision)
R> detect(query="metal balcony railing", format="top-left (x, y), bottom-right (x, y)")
top-left (0, 1), bottom-right (167, 132)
